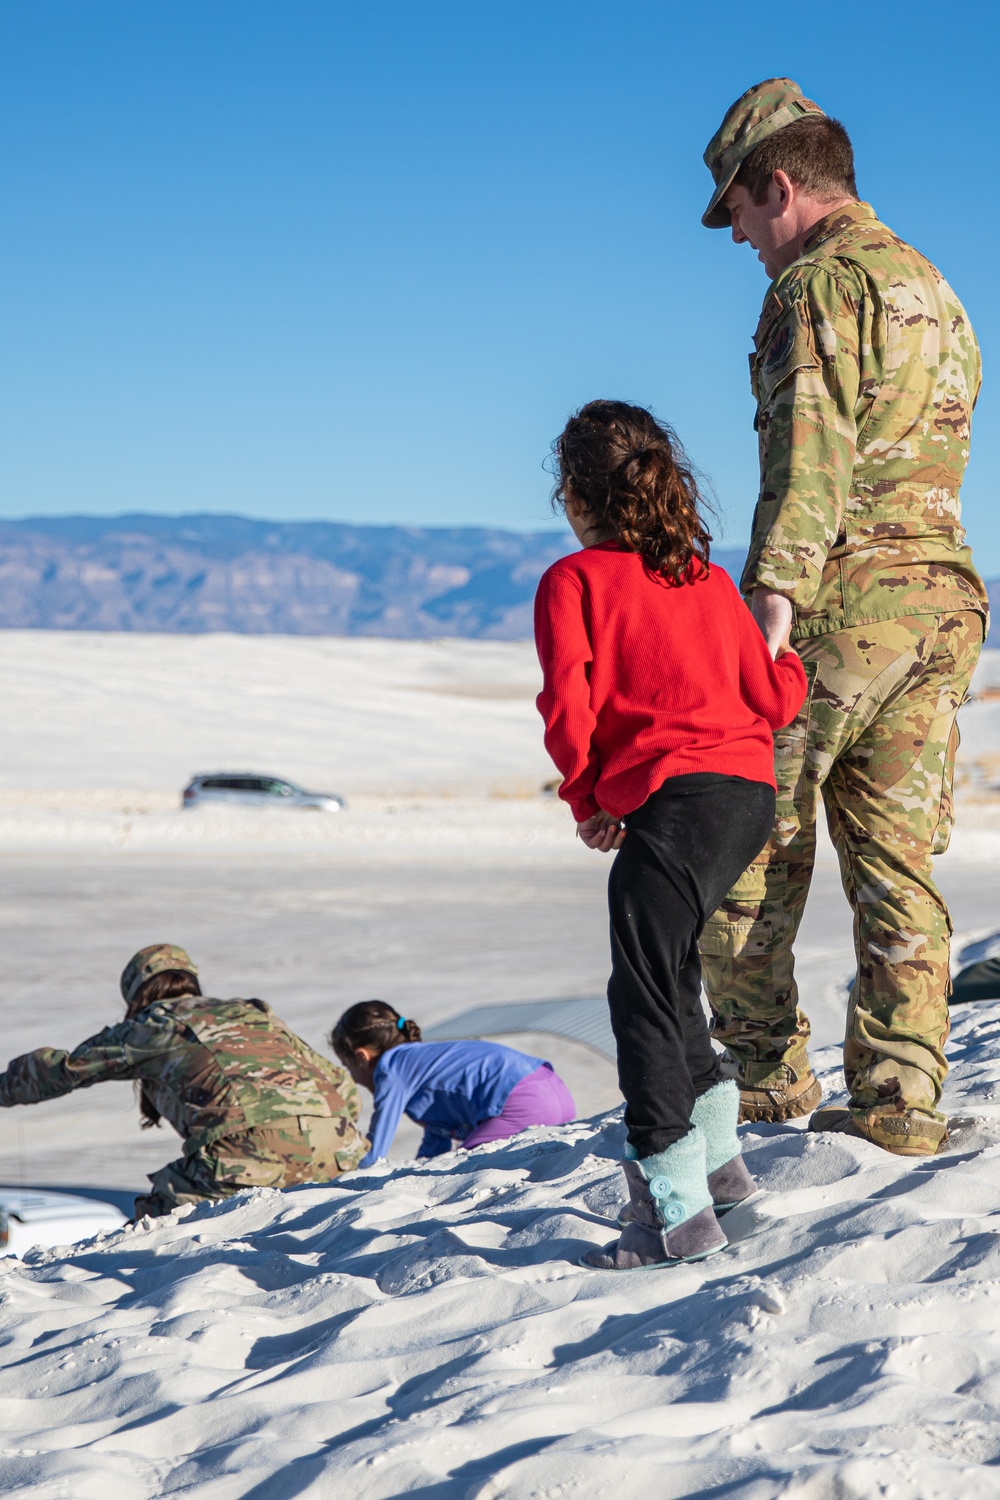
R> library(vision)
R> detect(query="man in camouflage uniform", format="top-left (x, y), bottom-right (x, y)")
top-left (0, 944), bottom-right (368, 1216)
top-left (697, 80), bottom-right (987, 1154)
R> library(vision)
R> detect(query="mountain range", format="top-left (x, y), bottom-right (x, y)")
top-left (0, 514), bottom-right (748, 640)
top-left (0, 514), bottom-right (993, 641)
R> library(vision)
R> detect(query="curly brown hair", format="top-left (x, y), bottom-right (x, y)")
top-left (552, 400), bottom-right (712, 585)
top-left (330, 1001), bottom-right (423, 1066)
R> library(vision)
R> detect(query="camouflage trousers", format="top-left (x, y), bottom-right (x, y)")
top-left (134, 1112), bottom-right (369, 1219)
top-left (700, 612), bottom-right (983, 1119)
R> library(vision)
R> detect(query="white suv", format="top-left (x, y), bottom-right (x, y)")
top-left (182, 773), bottom-right (346, 812)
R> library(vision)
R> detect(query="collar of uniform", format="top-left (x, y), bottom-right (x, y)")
top-left (799, 200), bottom-right (876, 257)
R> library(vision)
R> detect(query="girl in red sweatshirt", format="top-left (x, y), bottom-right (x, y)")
top-left (535, 400), bottom-right (806, 1270)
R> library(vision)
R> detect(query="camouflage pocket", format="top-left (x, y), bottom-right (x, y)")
top-left (700, 910), bottom-right (793, 1038)
top-left (700, 915), bottom-right (774, 970)
top-left (699, 849), bottom-right (793, 1005)
top-left (300, 1113), bottom-right (368, 1177)
top-left (335, 1141), bottom-right (368, 1173)
top-left (702, 906), bottom-right (791, 966)
top-left (771, 657), bottom-right (817, 847)
top-left (932, 712), bottom-right (961, 857)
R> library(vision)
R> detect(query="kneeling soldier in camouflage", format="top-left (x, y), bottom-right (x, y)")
top-left (0, 944), bottom-right (368, 1218)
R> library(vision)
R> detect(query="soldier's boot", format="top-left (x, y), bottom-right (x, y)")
top-left (738, 1065), bottom-right (823, 1124)
top-left (132, 1154), bottom-right (227, 1220)
top-left (809, 1104), bottom-right (948, 1156)
top-left (719, 1030), bottom-right (821, 1122)
top-left (815, 1057), bottom-right (950, 1156)
top-left (585, 1127), bottom-right (727, 1270)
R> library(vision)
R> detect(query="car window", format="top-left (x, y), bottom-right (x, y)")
top-left (197, 776), bottom-right (294, 793)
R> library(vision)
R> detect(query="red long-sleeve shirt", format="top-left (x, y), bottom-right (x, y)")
top-left (534, 544), bottom-right (808, 823)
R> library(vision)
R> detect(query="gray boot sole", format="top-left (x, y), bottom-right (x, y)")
top-left (579, 1237), bottom-right (727, 1270)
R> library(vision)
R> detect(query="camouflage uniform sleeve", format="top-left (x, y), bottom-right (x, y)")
top-left (741, 265), bottom-right (868, 610)
top-left (0, 1020), bottom-right (140, 1107)
top-left (308, 1049), bottom-right (363, 1122)
top-left (334, 1066), bottom-right (362, 1123)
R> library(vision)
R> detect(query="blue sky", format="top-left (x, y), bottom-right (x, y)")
top-left (2, 2), bottom-right (998, 565)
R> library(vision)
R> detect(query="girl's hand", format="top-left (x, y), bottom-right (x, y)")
top-left (576, 811), bottom-right (625, 853)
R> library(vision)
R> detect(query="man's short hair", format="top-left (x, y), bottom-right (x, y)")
top-left (734, 116), bottom-right (858, 205)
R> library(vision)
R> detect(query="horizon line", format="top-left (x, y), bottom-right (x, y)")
top-left (0, 510), bottom-right (573, 535)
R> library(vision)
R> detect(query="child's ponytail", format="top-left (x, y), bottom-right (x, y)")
top-left (330, 1001), bottom-right (422, 1065)
top-left (552, 400), bottom-right (712, 585)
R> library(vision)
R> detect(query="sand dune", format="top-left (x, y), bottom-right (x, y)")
top-left (0, 630), bottom-right (551, 796)
top-left (5, 999), bottom-right (1000, 1496)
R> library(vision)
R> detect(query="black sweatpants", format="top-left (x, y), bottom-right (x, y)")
top-left (607, 773), bottom-right (776, 1159)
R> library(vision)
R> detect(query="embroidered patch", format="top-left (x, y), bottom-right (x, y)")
top-left (753, 299), bottom-right (819, 404)
top-left (763, 323), bottom-right (794, 375)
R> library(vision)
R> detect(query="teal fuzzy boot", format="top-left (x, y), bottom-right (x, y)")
top-left (584, 1125), bottom-right (727, 1269)
top-left (616, 1082), bottom-right (757, 1227)
top-left (692, 1080), bottom-right (757, 1212)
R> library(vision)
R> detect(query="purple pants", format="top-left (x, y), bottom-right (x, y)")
top-left (461, 1065), bottom-right (576, 1150)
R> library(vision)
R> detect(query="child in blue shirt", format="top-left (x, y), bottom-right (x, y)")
top-left (330, 1001), bottom-right (576, 1167)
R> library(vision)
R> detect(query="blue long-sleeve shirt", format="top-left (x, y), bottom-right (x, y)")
top-left (360, 1040), bottom-right (546, 1167)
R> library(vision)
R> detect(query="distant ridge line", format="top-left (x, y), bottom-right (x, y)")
top-left (0, 513), bottom-right (750, 640)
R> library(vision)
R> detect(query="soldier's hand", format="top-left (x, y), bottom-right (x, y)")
top-left (751, 588), bottom-right (794, 659)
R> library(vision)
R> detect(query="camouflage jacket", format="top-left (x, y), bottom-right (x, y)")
top-left (742, 201), bottom-right (987, 639)
top-left (0, 996), bottom-right (363, 1154)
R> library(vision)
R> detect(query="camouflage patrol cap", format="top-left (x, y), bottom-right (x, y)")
top-left (702, 78), bottom-right (827, 229)
top-left (120, 943), bottom-right (198, 1005)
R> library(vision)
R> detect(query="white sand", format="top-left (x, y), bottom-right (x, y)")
top-left (4, 1002), bottom-right (1000, 1497)
top-left (0, 630), bottom-right (552, 796)
top-left (2, 631), bottom-right (1000, 1494)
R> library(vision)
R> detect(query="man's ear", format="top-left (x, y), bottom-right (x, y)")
top-left (771, 169), bottom-right (795, 212)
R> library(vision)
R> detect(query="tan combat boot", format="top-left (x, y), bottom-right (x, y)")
top-left (809, 1104), bottom-right (947, 1156)
top-left (717, 1038), bottom-right (822, 1125)
top-left (736, 1067), bottom-right (822, 1124)
top-left (740, 1074), bottom-right (827, 1122)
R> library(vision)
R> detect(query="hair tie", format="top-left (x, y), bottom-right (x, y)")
top-left (397, 1016), bottom-right (407, 1030)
